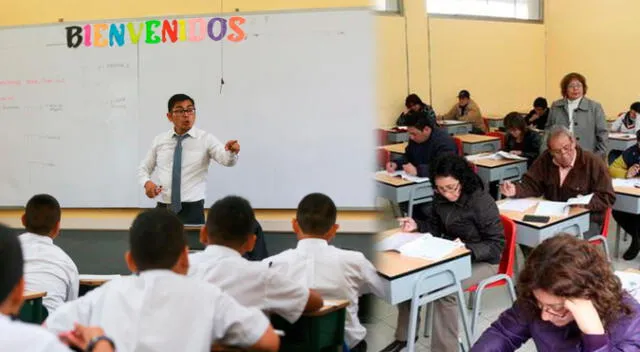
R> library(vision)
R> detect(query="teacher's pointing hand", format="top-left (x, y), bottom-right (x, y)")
top-left (225, 140), bottom-right (240, 154)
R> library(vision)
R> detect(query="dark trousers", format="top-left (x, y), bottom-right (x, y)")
top-left (157, 200), bottom-right (205, 224)
top-left (156, 200), bottom-right (269, 261)
top-left (613, 210), bottom-right (640, 242)
top-left (244, 220), bottom-right (269, 261)
top-left (351, 339), bottom-right (367, 352)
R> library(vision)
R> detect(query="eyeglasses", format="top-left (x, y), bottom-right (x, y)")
top-left (172, 108), bottom-right (196, 116)
top-left (435, 182), bottom-right (460, 194)
top-left (549, 143), bottom-right (573, 157)
top-left (538, 302), bottom-right (568, 318)
top-left (567, 83), bottom-right (583, 89)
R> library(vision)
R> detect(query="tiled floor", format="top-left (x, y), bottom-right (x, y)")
top-left (365, 220), bottom-right (639, 352)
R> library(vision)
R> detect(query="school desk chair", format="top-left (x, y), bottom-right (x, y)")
top-left (423, 215), bottom-right (517, 339)
top-left (19, 293), bottom-right (49, 324)
top-left (454, 137), bottom-right (464, 156)
top-left (486, 131), bottom-right (505, 149)
top-left (377, 149), bottom-right (390, 170)
top-left (587, 208), bottom-right (612, 261)
top-left (376, 128), bottom-right (389, 146)
top-left (270, 301), bottom-right (348, 352)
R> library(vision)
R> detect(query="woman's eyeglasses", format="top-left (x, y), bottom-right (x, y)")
top-left (435, 182), bottom-right (460, 194)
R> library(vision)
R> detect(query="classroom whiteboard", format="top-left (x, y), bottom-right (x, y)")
top-left (0, 9), bottom-right (376, 208)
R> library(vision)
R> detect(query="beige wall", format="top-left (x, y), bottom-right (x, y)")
top-left (376, 15), bottom-right (409, 126)
top-left (0, 0), bottom-right (370, 25)
top-left (545, 0), bottom-right (640, 116)
top-left (429, 18), bottom-right (545, 117)
top-left (377, 0), bottom-right (640, 126)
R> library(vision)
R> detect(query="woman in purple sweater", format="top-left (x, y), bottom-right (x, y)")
top-left (472, 234), bottom-right (640, 352)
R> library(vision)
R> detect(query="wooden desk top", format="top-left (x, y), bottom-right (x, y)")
top-left (625, 268), bottom-right (640, 274)
top-left (484, 116), bottom-right (504, 121)
top-left (497, 198), bottom-right (590, 229)
top-left (470, 153), bottom-right (527, 168)
top-left (304, 299), bottom-right (350, 317)
top-left (380, 142), bottom-right (407, 154)
top-left (455, 134), bottom-right (500, 144)
top-left (0, 209), bottom-right (378, 233)
top-left (375, 173), bottom-right (414, 186)
top-left (609, 133), bottom-right (636, 140)
top-left (614, 185), bottom-right (640, 197)
top-left (440, 120), bottom-right (470, 126)
top-left (23, 291), bottom-right (46, 300)
top-left (375, 229), bottom-right (471, 279)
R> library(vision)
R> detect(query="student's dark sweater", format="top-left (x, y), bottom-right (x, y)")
top-left (395, 128), bottom-right (457, 177)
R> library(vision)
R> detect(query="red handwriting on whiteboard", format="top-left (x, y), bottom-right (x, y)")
top-left (0, 80), bottom-right (21, 86)
top-left (25, 79), bottom-right (66, 85)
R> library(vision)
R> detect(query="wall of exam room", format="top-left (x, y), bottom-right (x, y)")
top-left (377, 0), bottom-right (640, 126)
top-left (3, 0), bottom-right (640, 128)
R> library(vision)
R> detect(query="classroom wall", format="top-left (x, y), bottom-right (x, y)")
top-left (0, 0), bottom-right (371, 26)
top-left (545, 0), bottom-right (640, 116)
top-left (378, 0), bottom-right (640, 126)
top-left (428, 18), bottom-right (545, 118)
top-left (376, 0), bottom-right (545, 126)
top-left (376, 15), bottom-right (408, 126)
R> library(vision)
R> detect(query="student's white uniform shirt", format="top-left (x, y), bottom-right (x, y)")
top-left (137, 127), bottom-right (238, 204)
top-left (188, 245), bottom-right (309, 323)
top-left (0, 314), bottom-right (72, 352)
top-left (612, 113), bottom-right (640, 134)
top-left (264, 238), bottom-right (385, 347)
top-left (19, 232), bottom-right (79, 312)
top-left (44, 270), bottom-right (269, 352)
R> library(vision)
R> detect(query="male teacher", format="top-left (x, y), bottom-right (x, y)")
top-left (137, 93), bottom-right (268, 260)
top-left (137, 93), bottom-right (240, 224)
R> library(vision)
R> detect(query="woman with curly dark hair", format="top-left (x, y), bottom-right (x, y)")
top-left (381, 155), bottom-right (504, 352)
top-left (472, 234), bottom-right (640, 351)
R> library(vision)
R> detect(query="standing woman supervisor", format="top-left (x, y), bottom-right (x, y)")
top-left (137, 93), bottom-right (240, 224)
top-left (544, 72), bottom-right (608, 158)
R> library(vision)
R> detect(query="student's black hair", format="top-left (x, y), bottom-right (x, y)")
top-left (503, 112), bottom-right (527, 133)
top-left (167, 93), bottom-right (195, 112)
top-left (0, 224), bottom-right (23, 304)
top-left (630, 102), bottom-right (640, 114)
top-left (405, 94), bottom-right (425, 109)
top-left (206, 196), bottom-right (256, 245)
top-left (24, 194), bottom-right (61, 236)
top-left (404, 111), bottom-right (435, 130)
top-left (533, 97), bottom-right (548, 109)
top-left (429, 154), bottom-right (484, 195)
top-left (129, 209), bottom-right (186, 271)
top-left (296, 193), bottom-right (337, 236)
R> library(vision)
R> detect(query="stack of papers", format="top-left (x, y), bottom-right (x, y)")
top-left (497, 198), bottom-right (538, 212)
top-left (376, 232), bottom-right (465, 261)
top-left (466, 151), bottom-right (527, 162)
top-left (612, 178), bottom-right (640, 188)
top-left (533, 194), bottom-right (593, 216)
top-left (376, 170), bottom-right (430, 183)
top-left (615, 271), bottom-right (640, 303)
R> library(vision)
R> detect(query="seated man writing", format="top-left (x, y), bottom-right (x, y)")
top-left (500, 125), bottom-right (615, 239)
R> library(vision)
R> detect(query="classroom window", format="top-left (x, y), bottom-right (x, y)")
top-left (426, 0), bottom-right (542, 21)
top-left (375, 0), bottom-right (402, 14)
